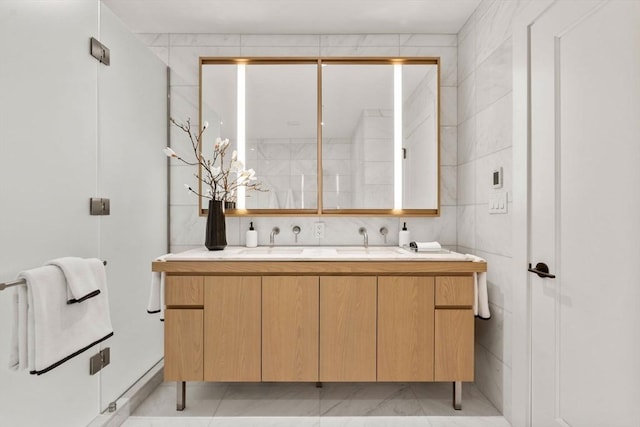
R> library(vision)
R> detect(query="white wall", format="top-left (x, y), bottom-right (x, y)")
top-left (0, 1), bottom-right (166, 425)
top-left (136, 33), bottom-right (458, 251)
top-left (456, 0), bottom-right (530, 421)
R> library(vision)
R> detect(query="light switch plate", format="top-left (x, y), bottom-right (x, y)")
top-left (489, 192), bottom-right (507, 214)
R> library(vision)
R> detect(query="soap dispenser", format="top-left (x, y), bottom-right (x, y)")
top-left (399, 222), bottom-right (410, 247)
top-left (246, 222), bottom-right (258, 248)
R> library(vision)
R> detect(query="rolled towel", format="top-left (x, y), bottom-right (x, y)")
top-left (409, 241), bottom-right (442, 251)
top-left (148, 255), bottom-right (170, 321)
top-left (45, 257), bottom-right (103, 304)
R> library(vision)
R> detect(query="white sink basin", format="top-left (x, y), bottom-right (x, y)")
top-left (238, 247), bottom-right (304, 255)
top-left (335, 247), bottom-right (406, 255)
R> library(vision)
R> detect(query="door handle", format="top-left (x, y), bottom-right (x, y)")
top-left (528, 262), bottom-right (556, 279)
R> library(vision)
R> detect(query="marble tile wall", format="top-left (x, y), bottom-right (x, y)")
top-left (456, 0), bottom-right (530, 422)
top-left (136, 32), bottom-right (458, 253)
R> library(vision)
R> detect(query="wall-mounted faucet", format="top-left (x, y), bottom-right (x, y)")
top-left (292, 225), bottom-right (301, 244)
top-left (358, 227), bottom-right (368, 248)
top-left (379, 226), bottom-right (388, 244)
top-left (270, 227), bottom-right (280, 247)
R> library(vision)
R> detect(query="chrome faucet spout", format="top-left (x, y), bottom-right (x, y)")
top-left (358, 227), bottom-right (368, 248)
top-left (270, 227), bottom-right (280, 247)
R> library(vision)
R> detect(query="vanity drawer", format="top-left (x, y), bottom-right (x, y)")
top-left (435, 276), bottom-right (474, 307)
top-left (165, 275), bottom-right (204, 307)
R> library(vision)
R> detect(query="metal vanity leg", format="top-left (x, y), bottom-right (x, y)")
top-left (453, 381), bottom-right (462, 410)
top-left (177, 381), bottom-right (186, 411)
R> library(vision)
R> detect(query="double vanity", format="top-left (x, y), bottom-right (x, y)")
top-left (152, 246), bottom-right (486, 411)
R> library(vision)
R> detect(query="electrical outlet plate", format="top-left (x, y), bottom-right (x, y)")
top-left (314, 222), bottom-right (325, 238)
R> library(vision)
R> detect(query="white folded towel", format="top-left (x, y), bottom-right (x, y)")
top-left (10, 265), bottom-right (113, 374)
top-left (409, 241), bottom-right (442, 251)
top-left (465, 254), bottom-right (491, 319)
top-left (45, 257), bottom-right (103, 304)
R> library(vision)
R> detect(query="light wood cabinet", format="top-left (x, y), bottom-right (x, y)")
top-left (164, 309), bottom-right (203, 381)
top-left (377, 276), bottom-right (435, 382)
top-left (262, 276), bottom-right (319, 381)
top-left (157, 260), bottom-right (483, 389)
top-left (435, 309), bottom-right (474, 381)
top-left (320, 276), bottom-right (377, 381)
top-left (203, 276), bottom-right (261, 381)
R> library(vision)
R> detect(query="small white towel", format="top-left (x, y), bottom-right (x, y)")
top-left (45, 257), bottom-right (103, 304)
top-left (465, 254), bottom-right (491, 319)
top-left (147, 271), bottom-right (165, 321)
top-left (409, 241), bottom-right (442, 251)
top-left (10, 265), bottom-right (113, 374)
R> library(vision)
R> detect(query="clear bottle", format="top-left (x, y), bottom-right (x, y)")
top-left (246, 222), bottom-right (258, 248)
top-left (399, 222), bottom-right (411, 247)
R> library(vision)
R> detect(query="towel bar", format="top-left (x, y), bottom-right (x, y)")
top-left (0, 260), bottom-right (107, 291)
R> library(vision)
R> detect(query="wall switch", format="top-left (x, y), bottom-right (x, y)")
top-left (489, 192), bottom-right (508, 214)
top-left (313, 222), bottom-right (325, 239)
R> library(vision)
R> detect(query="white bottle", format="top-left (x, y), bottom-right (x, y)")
top-left (246, 222), bottom-right (258, 248)
top-left (399, 222), bottom-right (411, 247)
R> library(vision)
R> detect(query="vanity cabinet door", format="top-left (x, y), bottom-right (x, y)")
top-left (377, 276), bottom-right (435, 381)
top-left (434, 309), bottom-right (474, 381)
top-left (204, 276), bottom-right (261, 381)
top-left (262, 276), bottom-right (319, 381)
top-left (164, 309), bottom-right (203, 381)
top-left (320, 276), bottom-right (377, 381)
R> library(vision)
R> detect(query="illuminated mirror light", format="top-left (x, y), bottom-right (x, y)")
top-left (237, 63), bottom-right (246, 208)
top-left (394, 64), bottom-right (402, 210)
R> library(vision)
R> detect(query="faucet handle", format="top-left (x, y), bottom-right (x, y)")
top-left (379, 226), bottom-right (388, 244)
top-left (272, 226), bottom-right (280, 234)
top-left (359, 227), bottom-right (367, 235)
top-left (292, 225), bottom-right (301, 243)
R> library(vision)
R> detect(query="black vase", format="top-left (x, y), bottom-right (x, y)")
top-left (205, 199), bottom-right (227, 251)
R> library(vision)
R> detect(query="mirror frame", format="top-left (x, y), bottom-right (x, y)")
top-left (198, 57), bottom-right (440, 217)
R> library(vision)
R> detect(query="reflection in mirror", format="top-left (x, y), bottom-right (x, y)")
top-left (402, 64), bottom-right (438, 209)
top-left (321, 62), bottom-right (439, 211)
top-left (245, 64), bottom-right (317, 209)
top-left (322, 64), bottom-right (394, 209)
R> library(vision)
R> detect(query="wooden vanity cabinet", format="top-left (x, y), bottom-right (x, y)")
top-left (158, 261), bottom-right (484, 387)
top-left (377, 276), bottom-right (435, 381)
top-left (203, 276), bottom-right (261, 381)
top-left (164, 275), bottom-right (204, 381)
top-left (434, 276), bottom-right (475, 381)
top-left (320, 276), bottom-right (377, 381)
top-left (262, 276), bottom-right (319, 381)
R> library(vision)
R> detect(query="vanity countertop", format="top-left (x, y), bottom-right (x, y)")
top-left (158, 246), bottom-right (476, 262)
top-left (152, 247), bottom-right (486, 274)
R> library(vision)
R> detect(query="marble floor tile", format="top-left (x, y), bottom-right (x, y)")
top-left (131, 382), bottom-right (228, 417)
top-left (428, 416), bottom-right (510, 427)
top-left (211, 417), bottom-right (319, 427)
top-left (319, 383), bottom-right (425, 417)
top-left (214, 383), bottom-right (321, 417)
top-left (411, 383), bottom-right (500, 417)
top-left (319, 417), bottom-right (433, 427)
top-left (122, 417), bottom-right (213, 427)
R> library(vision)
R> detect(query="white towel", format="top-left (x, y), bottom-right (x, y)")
top-left (11, 265), bottom-right (113, 374)
top-left (147, 271), bottom-right (165, 321)
top-left (465, 254), bottom-right (491, 319)
top-left (45, 257), bottom-right (103, 304)
top-left (410, 241), bottom-right (442, 251)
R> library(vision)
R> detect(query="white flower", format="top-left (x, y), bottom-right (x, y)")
top-left (183, 184), bottom-right (192, 193)
top-left (163, 147), bottom-right (177, 158)
top-left (203, 121), bottom-right (209, 129)
top-left (231, 150), bottom-right (238, 161)
top-left (247, 168), bottom-right (257, 181)
top-left (230, 160), bottom-right (244, 172)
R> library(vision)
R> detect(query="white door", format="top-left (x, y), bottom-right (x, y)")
top-left (529, 1), bottom-right (640, 426)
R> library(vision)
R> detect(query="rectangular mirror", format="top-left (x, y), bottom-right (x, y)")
top-left (199, 58), bottom-right (439, 216)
